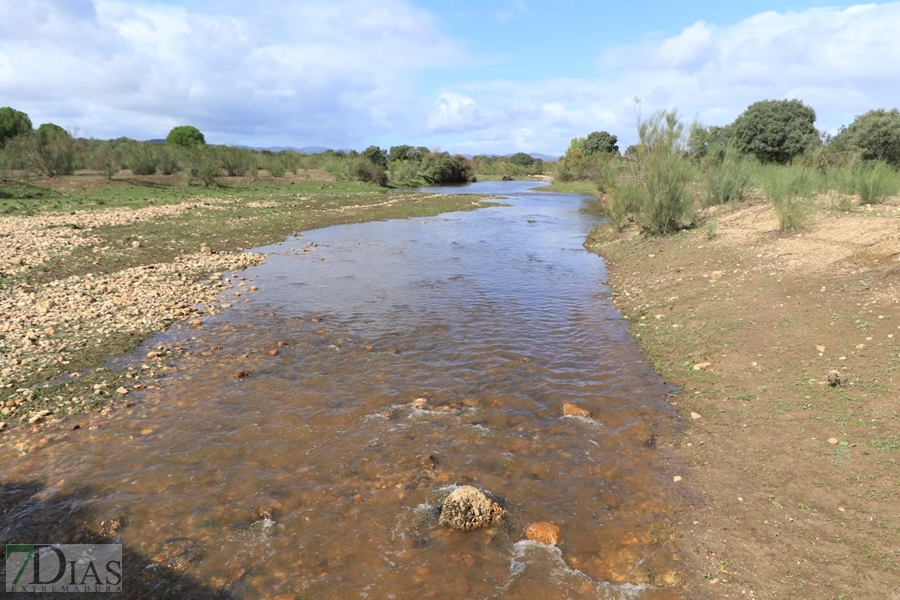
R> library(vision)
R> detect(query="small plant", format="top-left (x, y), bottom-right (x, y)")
top-left (761, 165), bottom-right (814, 232)
top-left (851, 161), bottom-right (900, 205)
top-left (702, 150), bottom-right (749, 207)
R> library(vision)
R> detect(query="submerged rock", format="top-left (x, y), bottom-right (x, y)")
top-left (525, 521), bottom-right (560, 545)
top-left (439, 485), bottom-right (505, 531)
top-left (562, 402), bottom-right (591, 417)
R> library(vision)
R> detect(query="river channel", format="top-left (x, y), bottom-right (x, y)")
top-left (1, 181), bottom-right (682, 599)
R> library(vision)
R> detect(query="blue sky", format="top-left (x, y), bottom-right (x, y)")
top-left (1, 0), bottom-right (898, 155)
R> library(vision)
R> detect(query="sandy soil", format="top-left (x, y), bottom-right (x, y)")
top-left (588, 199), bottom-right (900, 599)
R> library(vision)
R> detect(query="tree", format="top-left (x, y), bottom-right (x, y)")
top-left (0, 107), bottom-right (32, 146)
top-left (688, 124), bottom-right (729, 164)
top-left (166, 125), bottom-right (206, 148)
top-left (424, 152), bottom-right (473, 184)
top-left (583, 131), bottom-right (619, 156)
top-left (834, 109), bottom-right (900, 166)
top-left (361, 145), bottom-right (387, 170)
top-left (730, 99), bottom-right (818, 164)
top-left (509, 152), bottom-right (534, 167)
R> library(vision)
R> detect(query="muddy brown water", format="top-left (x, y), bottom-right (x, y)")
top-left (2, 181), bottom-right (682, 599)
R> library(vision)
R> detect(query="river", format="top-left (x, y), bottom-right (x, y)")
top-left (1, 181), bottom-right (681, 599)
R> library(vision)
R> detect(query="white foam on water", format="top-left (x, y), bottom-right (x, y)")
top-left (503, 540), bottom-right (656, 599)
top-left (561, 414), bottom-right (605, 428)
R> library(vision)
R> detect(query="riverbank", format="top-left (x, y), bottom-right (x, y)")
top-left (0, 171), bottom-right (490, 433)
top-left (586, 198), bottom-right (900, 599)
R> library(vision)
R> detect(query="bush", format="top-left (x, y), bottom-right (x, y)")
top-left (352, 157), bottom-right (388, 186)
top-left (731, 99), bottom-right (819, 164)
top-left (361, 146), bottom-right (388, 170)
top-left (166, 125), bottom-right (205, 148)
top-left (0, 107), bottom-right (32, 146)
top-left (623, 110), bottom-right (695, 235)
top-left (89, 142), bottom-right (120, 180)
top-left (834, 109), bottom-right (900, 166)
top-left (265, 155), bottom-right (287, 178)
top-left (126, 143), bottom-right (158, 175)
top-left (851, 161), bottom-right (900, 205)
top-left (217, 146), bottom-right (256, 177)
top-left (760, 165), bottom-right (815, 231)
top-left (424, 153), bottom-right (473, 184)
top-left (702, 150), bottom-right (749, 207)
top-left (509, 152), bottom-right (534, 166)
top-left (157, 146), bottom-right (180, 175)
top-left (9, 124), bottom-right (75, 177)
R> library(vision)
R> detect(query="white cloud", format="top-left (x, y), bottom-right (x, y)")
top-left (0, 0), bottom-right (466, 145)
top-left (2, 1), bottom-right (899, 154)
top-left (432, 2), bottom-right (900, 154)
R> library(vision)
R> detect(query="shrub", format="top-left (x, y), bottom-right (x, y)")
top-left (89, 142), bottom-right (120, 180)
top-left (156, 146), bottom-right (180, 175)
top-left (731, 99), bottom-right (819, 164)
top-left (702, 150), bottom-right (749, 207)
top-left (851, 161), bottom-right (900, 205)
top-left (509, 152), bottom-right (534, 166)
top-left (424, 153), bottom-right (473, 184)
top-left (834, 109), bottom-right (900, 166)
top-left (760, 165), bottom-right (815, 231)
top-left (9, 124), bottom-right (75, 177)
top-left (265, 155), bottom-right (287, 178)
top-left (361, 146), bottom-right (388, 170)
top-left (126, 143), bottom-right (158, 175)
top-left (352, 157), bottom-right (388, 186)
top-left (616, 110), bottom-right (695, 235)
top-left (166, 125), bottom-right (205, 148)
top-left (0, 107), bottom-right (32, 146)
top-left (217, 146), bottom-right (256, 177)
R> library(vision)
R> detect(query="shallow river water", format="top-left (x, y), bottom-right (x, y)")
top-left (1, 181), bottom-right (682, 599)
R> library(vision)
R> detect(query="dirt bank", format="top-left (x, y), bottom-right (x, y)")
top-left (587, 200), bottom-right (900, 599)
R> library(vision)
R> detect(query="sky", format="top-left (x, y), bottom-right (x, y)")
top-left (1, 0), bottom-right (899, 155)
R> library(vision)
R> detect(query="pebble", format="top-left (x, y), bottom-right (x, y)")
top-left (673, 476), bottom-right (683, 482)
top-left (267, 350), bottom-right (278, 356)
top-left (116, 386), bottom-right (129, 395)
top-left (693, 362), bottom-right (711, 371)
top-left (690, 412), bottom-right (701, 420)
top-left (232, 371), bottom-right (251, 379)
top-left (828, 438), bottom-right (839, 445)
top-left (28, 409), bottom-right (52, 424)
top-left (525, 522), bottom-right (561, 545)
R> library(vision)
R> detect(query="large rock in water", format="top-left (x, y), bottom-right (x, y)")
top-left (439, 485), bottom-right (505, 531)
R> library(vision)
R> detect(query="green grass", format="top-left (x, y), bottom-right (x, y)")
top-left (535, 180), bottom-right (600, 196)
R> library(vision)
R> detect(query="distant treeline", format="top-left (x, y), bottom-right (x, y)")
top-left (0, 110), bottom-right (545, 187)
top-left (555, 100), bottom-right (900, 183)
